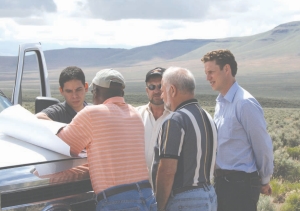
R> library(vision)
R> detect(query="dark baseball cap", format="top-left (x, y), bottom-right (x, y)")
top-left (145, 67), bottom-right (166, 82)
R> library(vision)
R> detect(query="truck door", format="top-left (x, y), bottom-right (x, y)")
top-left (12, 43), bottom-right (51, 113)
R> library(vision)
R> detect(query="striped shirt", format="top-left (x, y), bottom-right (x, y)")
top-left (152, 99), bottom-right (217, 190)
top-left (58, 97), bottom-right (149, 194)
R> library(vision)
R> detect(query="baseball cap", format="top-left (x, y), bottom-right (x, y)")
top-left (90, 69), bottom-right (125, 88)
top-left (145, 67), bottom-right (166, 82)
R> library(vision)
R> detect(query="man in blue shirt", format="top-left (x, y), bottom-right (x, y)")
top-left (201, 50), bottom-right (274, 211)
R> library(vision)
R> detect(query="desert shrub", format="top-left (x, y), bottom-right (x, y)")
top-left (271, 179), bottom-right (286, 197)
top-left (285, 182), bottom-right (300, 191)
top-left (271, 179), bottom-right (300, 201)
top-left (271, 133), bottom-right (283, 151)
top-left (295, 121), bottom-right (300, 130)
top-left (258, 195), bottom-right (276, 211)
top-left (280, 132), bottom-right (288, 146)
top-left (273, 149), bottom-right (300, 182)
top-left (280, 192), bottom-right (300, 211)
top-left (273, 149), bottom-right (292, 179)
top-left (285, 134), bottom-right (300, 148)
top-left (287, 147), bottom-right (300, 159)
top-left (265, 108), bottom-right (300, 150)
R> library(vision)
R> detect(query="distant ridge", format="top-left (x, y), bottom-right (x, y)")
top-left (44, 48), bottom-right (126, 69)
top-left (0, 21), bottom-right (300, 72)
top-left (173, 21), bottom-right (300, 62)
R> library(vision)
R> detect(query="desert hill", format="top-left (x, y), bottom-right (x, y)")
top-left (0, 21), bottom-right (299, 100)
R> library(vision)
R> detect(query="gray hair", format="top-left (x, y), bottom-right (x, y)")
top-left (163, 66), bottom-right (195, 94)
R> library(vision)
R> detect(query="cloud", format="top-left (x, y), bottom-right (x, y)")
top-left (13, 18), bottom-right (50, 26)
top-left (84, 0), bottom-right (210, 21)
top-left (0, 0), bottom-right (299, 56)
top-left (159, 21), bottom-right (186, 30)
top-left (0, 0), bottom-right (57, 18)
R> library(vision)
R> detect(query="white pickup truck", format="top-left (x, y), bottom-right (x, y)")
top-left (0, 43), bottom-right (94, 211)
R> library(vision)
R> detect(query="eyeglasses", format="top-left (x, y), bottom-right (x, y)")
top-left (147, 84), bottom-right (161, 90)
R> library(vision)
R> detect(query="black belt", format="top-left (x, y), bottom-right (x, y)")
top-left (214, 169), bottom-right (258, 178)
top-left (97, 182), bottom-right (152, 202)
top-left (173, 182), bottom-right (211, 195)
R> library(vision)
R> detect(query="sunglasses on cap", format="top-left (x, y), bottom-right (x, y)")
top-left (147, 84), bottom-right (161, 90)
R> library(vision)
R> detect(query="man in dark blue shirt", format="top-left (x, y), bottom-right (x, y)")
top-left (152, 66), bottom-right (217, 211)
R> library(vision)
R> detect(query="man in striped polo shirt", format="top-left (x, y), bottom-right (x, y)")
top-left (57, 69), bottom-right (156, 211)
top-left (152, 66), bottom-right (217, 211)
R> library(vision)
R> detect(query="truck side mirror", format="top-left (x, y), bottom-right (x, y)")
top-left (35, 96), bottom-right (60, 114)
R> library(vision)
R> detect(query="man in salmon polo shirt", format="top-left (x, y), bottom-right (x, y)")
top-left (56, 69), bottom-right (156, 211)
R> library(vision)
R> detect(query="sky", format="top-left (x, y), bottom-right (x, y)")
top-left (0, 0), bottom-right (299, 56)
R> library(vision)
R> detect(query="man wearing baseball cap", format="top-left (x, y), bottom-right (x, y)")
top-left (56, 69), bottom-right (156, 210)
top-left (136, 67), bottom-right (171, 186)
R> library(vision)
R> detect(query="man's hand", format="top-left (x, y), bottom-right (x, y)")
top-left (36, 112), bottom-right (52, 121)
top-left (261, 183), bottom-right (272, 195)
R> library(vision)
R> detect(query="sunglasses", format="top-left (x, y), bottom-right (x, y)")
top-left (147, 84), bottom-right (161, 90)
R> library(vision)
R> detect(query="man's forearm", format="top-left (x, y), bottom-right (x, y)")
top-left (155, 159), bottom-right (177, 211)
top-left (156, 170), bottom-right (174, 210)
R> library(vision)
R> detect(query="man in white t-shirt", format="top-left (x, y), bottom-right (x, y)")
top-left (136, 67), bottom-right (171, 183)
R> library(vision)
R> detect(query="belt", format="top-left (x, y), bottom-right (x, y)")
top-left (173, 182), bottom-right (211, 195)
top-left (97, 182), bottom-right (151, 202)
top-left (214, 169), bottom-right (258, 178)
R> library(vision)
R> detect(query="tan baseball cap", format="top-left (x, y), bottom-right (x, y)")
top-left (90, 69), bottom-right (125, 88)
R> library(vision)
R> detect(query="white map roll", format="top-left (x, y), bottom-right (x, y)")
top-left (0, 104), bottom-right (70, 156)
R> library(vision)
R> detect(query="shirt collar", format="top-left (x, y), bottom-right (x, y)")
top-left (103, 96), bottom-right (125, 104)
top-left (63, 101), bottom-right (73, 111)
top-left (216, 81), bottom-right (238, 103)
top-left (146, 102), bottom-right (171, 114)
top-left (146, 102), bottom-right (151, 111)
top-left (64, 101), bottom-right (88, 112)
top-left (175, 99), bottom-right (198, 111)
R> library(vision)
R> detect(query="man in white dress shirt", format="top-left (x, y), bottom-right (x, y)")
top-left (136, 67), bottom-right (171, 184)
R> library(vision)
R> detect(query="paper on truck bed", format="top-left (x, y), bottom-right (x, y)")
top-left (0, 105), bottom-right (87, 175)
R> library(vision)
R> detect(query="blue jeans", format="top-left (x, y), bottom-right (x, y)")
top-left (165, 185), bottom-right (217, 211)
top-left (96, 180), bottom-right (157, 211)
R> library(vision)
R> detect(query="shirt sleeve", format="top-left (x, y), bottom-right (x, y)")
top-left (239, 99), bottom-right (274, 184)
top-left (57, 108), bottom-right (93, 155)
top-left (159, 118), bottom-right (185, 159)
top-left (42, 106), bottom-right (60, 122)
